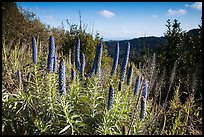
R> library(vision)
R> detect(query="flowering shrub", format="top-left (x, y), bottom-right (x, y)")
top-left (2, 37), bottom-right (202, 135)
top-left (47, 36), bottom-right (56, 72)
top-left (120, 42), bottom-right (130, 82)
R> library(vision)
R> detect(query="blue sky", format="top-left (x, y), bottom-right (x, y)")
top-left (17, 2), bottom-right (202, 41)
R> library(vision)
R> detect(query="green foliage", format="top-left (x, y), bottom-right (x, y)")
top-left (2, 2), bottom-right (66, 55)
top-left (2, 35), bottom-right (202, 135)
top-left (105, 36), bottom-right (166, 68)
top-left (156, 19), bottom-right (202, 102)
top-left (159, 19), bottom-right (184, 75)
top-left (59, 21), bottom-right (112, 74)
top-left (2, 4), bottom-right (202, 135)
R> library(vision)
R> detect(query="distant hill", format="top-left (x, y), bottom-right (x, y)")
top-left (105, 28), bottom-right (200, 62)
top-left (186, 28), bottom-right (200, 38)
top-left (105, 36), bottom-right (166, 57)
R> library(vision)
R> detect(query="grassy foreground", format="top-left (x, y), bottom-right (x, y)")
top-left (2, 38), bottom-right (202, 135)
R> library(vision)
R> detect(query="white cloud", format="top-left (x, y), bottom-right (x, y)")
top-left (184, 2), bottom-right (202, 10)
top-left (184, 4), bottom-right (190, 7)
top-left (44, 15), bottom-right (54, 21)
top-left (167, 9), bottom-right (187, 16)
top-left (152, 14), bottom-right (158, 18)
top-left (97, 10), bottom-right (115, 18)
top-left (191, 2), bottom-right (202, 10)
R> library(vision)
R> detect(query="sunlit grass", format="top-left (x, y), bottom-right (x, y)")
top-left (2, 38), bottom-right (202, 135)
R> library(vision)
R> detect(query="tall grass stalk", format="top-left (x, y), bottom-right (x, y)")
top-left (17, 70), bottom-right (22, 89)
top-left (159, 114), bottom-right (166, 135)
top-left (165, 60), bottom-right (177, 102)
top-left (2, 40), bottom-right (8, 72)
top-left (127, 76), bottom-right (144, 134)
top-left (148, 53), bottom-right (156, 92)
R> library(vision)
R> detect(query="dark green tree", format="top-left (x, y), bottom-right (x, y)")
top-left (159, 19), bottom-right (184, 77)
top-left (157, 19), bottom-right (202, 102)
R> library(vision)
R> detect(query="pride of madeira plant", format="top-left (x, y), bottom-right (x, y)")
top-left (120, 42), bottom-right (130, 82)
top-left (47, 36), bottom-right (56, 73)
top-left (75, 37), bottom-right (81, 72)
top-left (140, 79), bottom-right (148, 120)
top-left (110, 42), bottom-right (119, 77)
top-left (127, 64), bottom-right (133, 86)
top-left (32, 36), bottom-right (38, 65)
top-left (90, 42), bottom-right (103, 78)
top-left (2, 34), bottom-right (202, 135)
top-left (134, 75), bottom-right (141, 95)
top-left (107, 85), bottom-right (114, 110)
top-left (59, 58), bottom-right (66, 101)
top-left (80, 53), bottom-right (85, 80)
